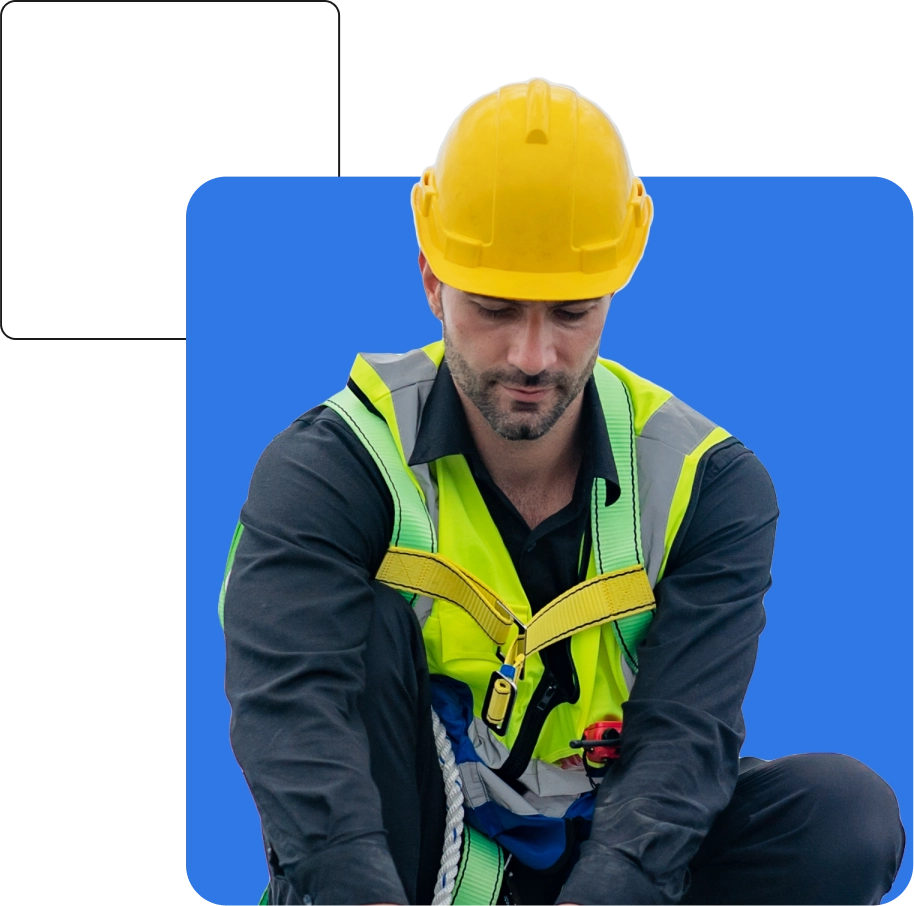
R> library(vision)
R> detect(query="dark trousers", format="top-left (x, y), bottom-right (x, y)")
top-left (286, 588), bottom-right (905, 905)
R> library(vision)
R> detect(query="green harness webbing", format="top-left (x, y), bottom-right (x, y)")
top-left (452, 826), bottom-right (506, 905)
top-left (255, 826), bottom-right (503, 906)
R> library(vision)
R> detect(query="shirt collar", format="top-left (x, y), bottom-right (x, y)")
top-left (409, 359), bottom-right (620, 504)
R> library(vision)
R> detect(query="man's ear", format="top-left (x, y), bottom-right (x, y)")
top-left (418, 251), bottom-right (444, 321)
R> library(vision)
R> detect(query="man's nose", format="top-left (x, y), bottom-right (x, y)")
top-left (506, 312), bottom-right (558, 376)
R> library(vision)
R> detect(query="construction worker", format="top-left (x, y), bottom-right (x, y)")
top-left (221, 80), bottom-right (904, 905)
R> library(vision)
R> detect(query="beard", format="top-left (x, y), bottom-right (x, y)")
top-left (444, 327), bottom-right (598, 441)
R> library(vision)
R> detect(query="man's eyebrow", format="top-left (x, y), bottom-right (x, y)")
top-left (465, 294), bottom-right (602, 307)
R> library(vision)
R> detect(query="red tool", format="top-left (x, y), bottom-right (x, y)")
top-left (569, 720), bottom-right (623, 764)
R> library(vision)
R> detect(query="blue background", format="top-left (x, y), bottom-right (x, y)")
top-left (187, 177), bottom-right (912, 904)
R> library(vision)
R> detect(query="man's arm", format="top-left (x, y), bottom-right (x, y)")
top-left (559, 440), bottom-right (779, 905)
top-left (223, 407), bottom-right (408, 905)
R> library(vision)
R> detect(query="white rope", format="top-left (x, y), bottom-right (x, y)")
top-left (431, 707), bottom-right (465, 906)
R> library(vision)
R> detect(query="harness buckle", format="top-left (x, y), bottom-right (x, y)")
top-left (482, 665), bottom-right (518, 736)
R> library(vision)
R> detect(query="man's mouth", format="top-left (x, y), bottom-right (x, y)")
top-left (501, 384), bottom-right (552, 402)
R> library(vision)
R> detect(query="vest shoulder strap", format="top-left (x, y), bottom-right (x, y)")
top-left (591, 362), bottom-right (653, 670)
top-left (324, 386), bottom-right (437, 553)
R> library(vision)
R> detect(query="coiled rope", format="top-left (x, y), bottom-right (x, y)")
top-left (431, 707), bottom-right (465, 906)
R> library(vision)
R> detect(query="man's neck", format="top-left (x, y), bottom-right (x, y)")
top-left (457, 388), bottom-right (586, 528)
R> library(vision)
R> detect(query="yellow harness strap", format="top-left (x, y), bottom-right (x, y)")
top-left (376, 547), bottom-right (518, 645)
top-left (377, 547), bottom-right (655, 659)
top-left (378, 546), bottom-right (655, 734)
top-left (524, 566), bottom-right (655, 656)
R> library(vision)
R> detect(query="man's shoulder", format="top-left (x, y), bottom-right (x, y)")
top-left (702, 436), bottom-right (759, 477)
top-left (696, 437), bottom-right (778, 517)
top-left (261, 404), bottom-right (365, 460)
top-left (249, 404), bottom-right (393, 514)
top-left (252, 401), bottom-right (391, 487)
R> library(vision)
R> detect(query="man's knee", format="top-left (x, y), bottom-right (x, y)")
top-left (775, 753), bottom-right (904, 884)
top-left (693, 753), bottom-right (906, 904)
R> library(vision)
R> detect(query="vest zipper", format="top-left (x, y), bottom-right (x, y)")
top-left (494, 673), bottom-right (568, 783)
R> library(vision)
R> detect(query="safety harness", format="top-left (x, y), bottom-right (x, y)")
top-left (222, 347), bottom-right (731, 905)
top-left (323, 361), bottom-right (656, 904)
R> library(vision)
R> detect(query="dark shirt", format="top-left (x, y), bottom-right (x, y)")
top-left (223, 360), bottom-right (778, 905)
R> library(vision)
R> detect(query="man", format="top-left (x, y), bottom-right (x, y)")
top-left (222, 80), bottom-right (903, 905)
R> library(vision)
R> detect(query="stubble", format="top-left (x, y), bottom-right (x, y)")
top-left (444, 325), bottom-right (597, 441)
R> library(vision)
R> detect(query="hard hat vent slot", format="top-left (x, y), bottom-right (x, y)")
top-left (525, 78), bottom-right (550, 144)
top-left (418, 167), bottom-right (438, 215)
top-left (631, 179), bottom-right (647, 226)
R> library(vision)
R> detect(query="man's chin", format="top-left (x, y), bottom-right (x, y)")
top-left (489, 414), bottom-right (554, 442)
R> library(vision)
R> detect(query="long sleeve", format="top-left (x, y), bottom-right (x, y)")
top-left (222, 407), bottom-right (408, 905)
top-left (558, 440), bottom-right (779, 905)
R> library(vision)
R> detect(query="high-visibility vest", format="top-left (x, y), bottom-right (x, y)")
top-left (217, 338), bottom-right (732, 877)
top-left (321, 340), bottom-right (730, 869)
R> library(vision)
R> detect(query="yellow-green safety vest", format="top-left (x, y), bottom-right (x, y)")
top-left (324, 340), bottom-right (730, 781)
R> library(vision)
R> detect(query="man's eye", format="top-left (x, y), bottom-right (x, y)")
top-left (479, 305), bottom-right (587, 322)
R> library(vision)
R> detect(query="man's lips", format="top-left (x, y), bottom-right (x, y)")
top-left (501, 384), bottom-right (553, 402)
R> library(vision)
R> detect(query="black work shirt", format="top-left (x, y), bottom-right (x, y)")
top-left (223, 359), bottom-right (779, 905)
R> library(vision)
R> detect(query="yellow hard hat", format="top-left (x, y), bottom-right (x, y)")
top-left (412, 79), bottom-right (653, 301)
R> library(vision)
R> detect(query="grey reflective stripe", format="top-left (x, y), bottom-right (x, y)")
top-left (637, 395), bottom-right (719, 585)
top-left (412, 594), bottom-right (434, 627)
top-left (360, 350), bottom-right (440, 538)
top-left (642, 391), bottom-right (717, 451)
top-left (621, 657), bottom-right (636, 691)
top-left (361, 350), bottom-right (438, 465)
top-left (637, 436), bottom-right (682, 586)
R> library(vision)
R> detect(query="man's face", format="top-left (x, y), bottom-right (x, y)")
top-left (434, 284), bottom-right (611, 441)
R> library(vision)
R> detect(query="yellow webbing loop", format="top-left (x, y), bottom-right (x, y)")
top-left (485, 677), bottom-right (515, 723)
top-left (378, 548), bottom-right (655, 660)
top-left (525, 565), bottom-right (655, 657)
top-left (377, 548), bottom-right (517, 645)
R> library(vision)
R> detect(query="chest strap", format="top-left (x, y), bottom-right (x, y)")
top-left (377, 546), bottom-right (655, 731)
top-left (378, 546), bottom-right (654, 655)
